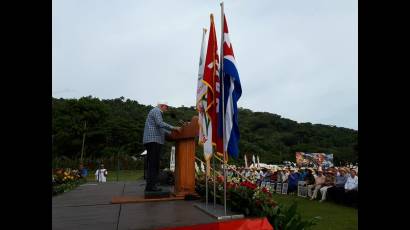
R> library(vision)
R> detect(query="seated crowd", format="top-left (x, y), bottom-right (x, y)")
top-left (226, 165), bottom-right (358, 207)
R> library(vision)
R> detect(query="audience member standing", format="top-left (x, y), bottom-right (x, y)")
top-left (95, 164), bottom-right (108, 183)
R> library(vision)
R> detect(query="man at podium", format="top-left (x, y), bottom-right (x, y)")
top-left (143, 102), bottom-right (181, 192)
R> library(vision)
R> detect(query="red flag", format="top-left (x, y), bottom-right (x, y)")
top-left (203, 14), bottom-right (223, 157)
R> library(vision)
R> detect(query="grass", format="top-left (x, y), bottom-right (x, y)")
top-left (271, 193), bottom-right (358, 230)
top-left (85, 170), bottom-right (144, 182)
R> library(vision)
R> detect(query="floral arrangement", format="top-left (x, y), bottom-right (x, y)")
top-left (52, 168), bottom-right (84, 196)
top-left (53, 168), bottom-right (81, 184)
top-left (227, 174), bottom-right (241, 184)
top-left (195, 173), bottom-right (320, 230)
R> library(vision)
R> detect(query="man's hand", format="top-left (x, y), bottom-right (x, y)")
top-left (174, 127), bottom-right (182, 133)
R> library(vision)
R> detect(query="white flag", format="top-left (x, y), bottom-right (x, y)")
top-left (196, 28), bottom-right (210, 153)
top-left (196, 28), bottom-right (212, 176)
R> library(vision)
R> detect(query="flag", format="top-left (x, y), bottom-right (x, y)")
top-left (203, 14), bottom-right (222, 158)
top-left (196, 28), bottom-right (212, 177)
top-left (196, 28), bottom-right (212, 162)
top-left (218, 13), bottom-right (242, 159)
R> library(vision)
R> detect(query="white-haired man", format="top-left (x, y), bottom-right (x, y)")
top-left (343, 169), bottom-right (358, 206)
top-left (143, 102), bottom-right (181, 192)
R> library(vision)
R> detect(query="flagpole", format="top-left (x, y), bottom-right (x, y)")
top-left (220, 1), bottom-right (227, 216)
top-left (206, 160), bottom-right (208, 209)
top-left (194, 7), bottom-right (245, 221)
top-left (209, 14), bottom-right (217, 210)
top-left (213, 151), bottom-right (216, 208)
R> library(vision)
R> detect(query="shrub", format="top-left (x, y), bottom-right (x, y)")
top-left (52, 168), bottom-right (86, 196)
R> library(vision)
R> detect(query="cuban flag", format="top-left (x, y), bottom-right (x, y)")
top-left (218, 14), bottom-right (242, 159)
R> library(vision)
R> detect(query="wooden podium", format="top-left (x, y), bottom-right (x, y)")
top-left (166, 116), bottom-right (199, 197)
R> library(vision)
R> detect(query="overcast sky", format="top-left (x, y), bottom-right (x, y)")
top-left (52, 0), bottom-right (358, 130)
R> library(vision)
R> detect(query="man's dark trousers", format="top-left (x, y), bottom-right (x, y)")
top-left (144, 142), bottom-right (162, 190)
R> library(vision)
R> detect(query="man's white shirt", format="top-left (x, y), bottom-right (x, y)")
top-left (95, 169), bottom-right (107, 182)
top-left (344, 175), bottom-right (358, 190)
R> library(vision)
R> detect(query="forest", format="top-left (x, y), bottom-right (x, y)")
top-left (52, 96), bottom-right (358, 169)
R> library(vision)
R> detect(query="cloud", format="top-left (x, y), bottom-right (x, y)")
top-left (52, 0), bottom-right (358, 130)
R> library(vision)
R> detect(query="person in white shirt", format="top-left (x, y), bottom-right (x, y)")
top-left (344, 169), bottom-right (358, 206)
top-left (344, 170), bottom-right (358, 191)
top-left (95, 164), bottom-right (108, 183)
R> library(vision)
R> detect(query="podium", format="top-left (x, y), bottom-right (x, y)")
top-left (166, 116), bottom-right (199, 197)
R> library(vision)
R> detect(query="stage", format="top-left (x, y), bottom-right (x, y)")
top-left (53, 180), bottom-right (229, 229)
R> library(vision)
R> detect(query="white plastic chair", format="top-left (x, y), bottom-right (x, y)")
top-left (276, 182), bottom-right (282, 193)
top-left (297, 181), bottom-right (307, 197)
top-left (282, 183), bottom-right (288, 195)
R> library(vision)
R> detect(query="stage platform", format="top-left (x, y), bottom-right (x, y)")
top-left (53, 180), bottom-right (230, 230)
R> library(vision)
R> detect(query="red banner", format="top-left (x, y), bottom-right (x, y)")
top-left (157, 217), bottom-right (273, 230)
